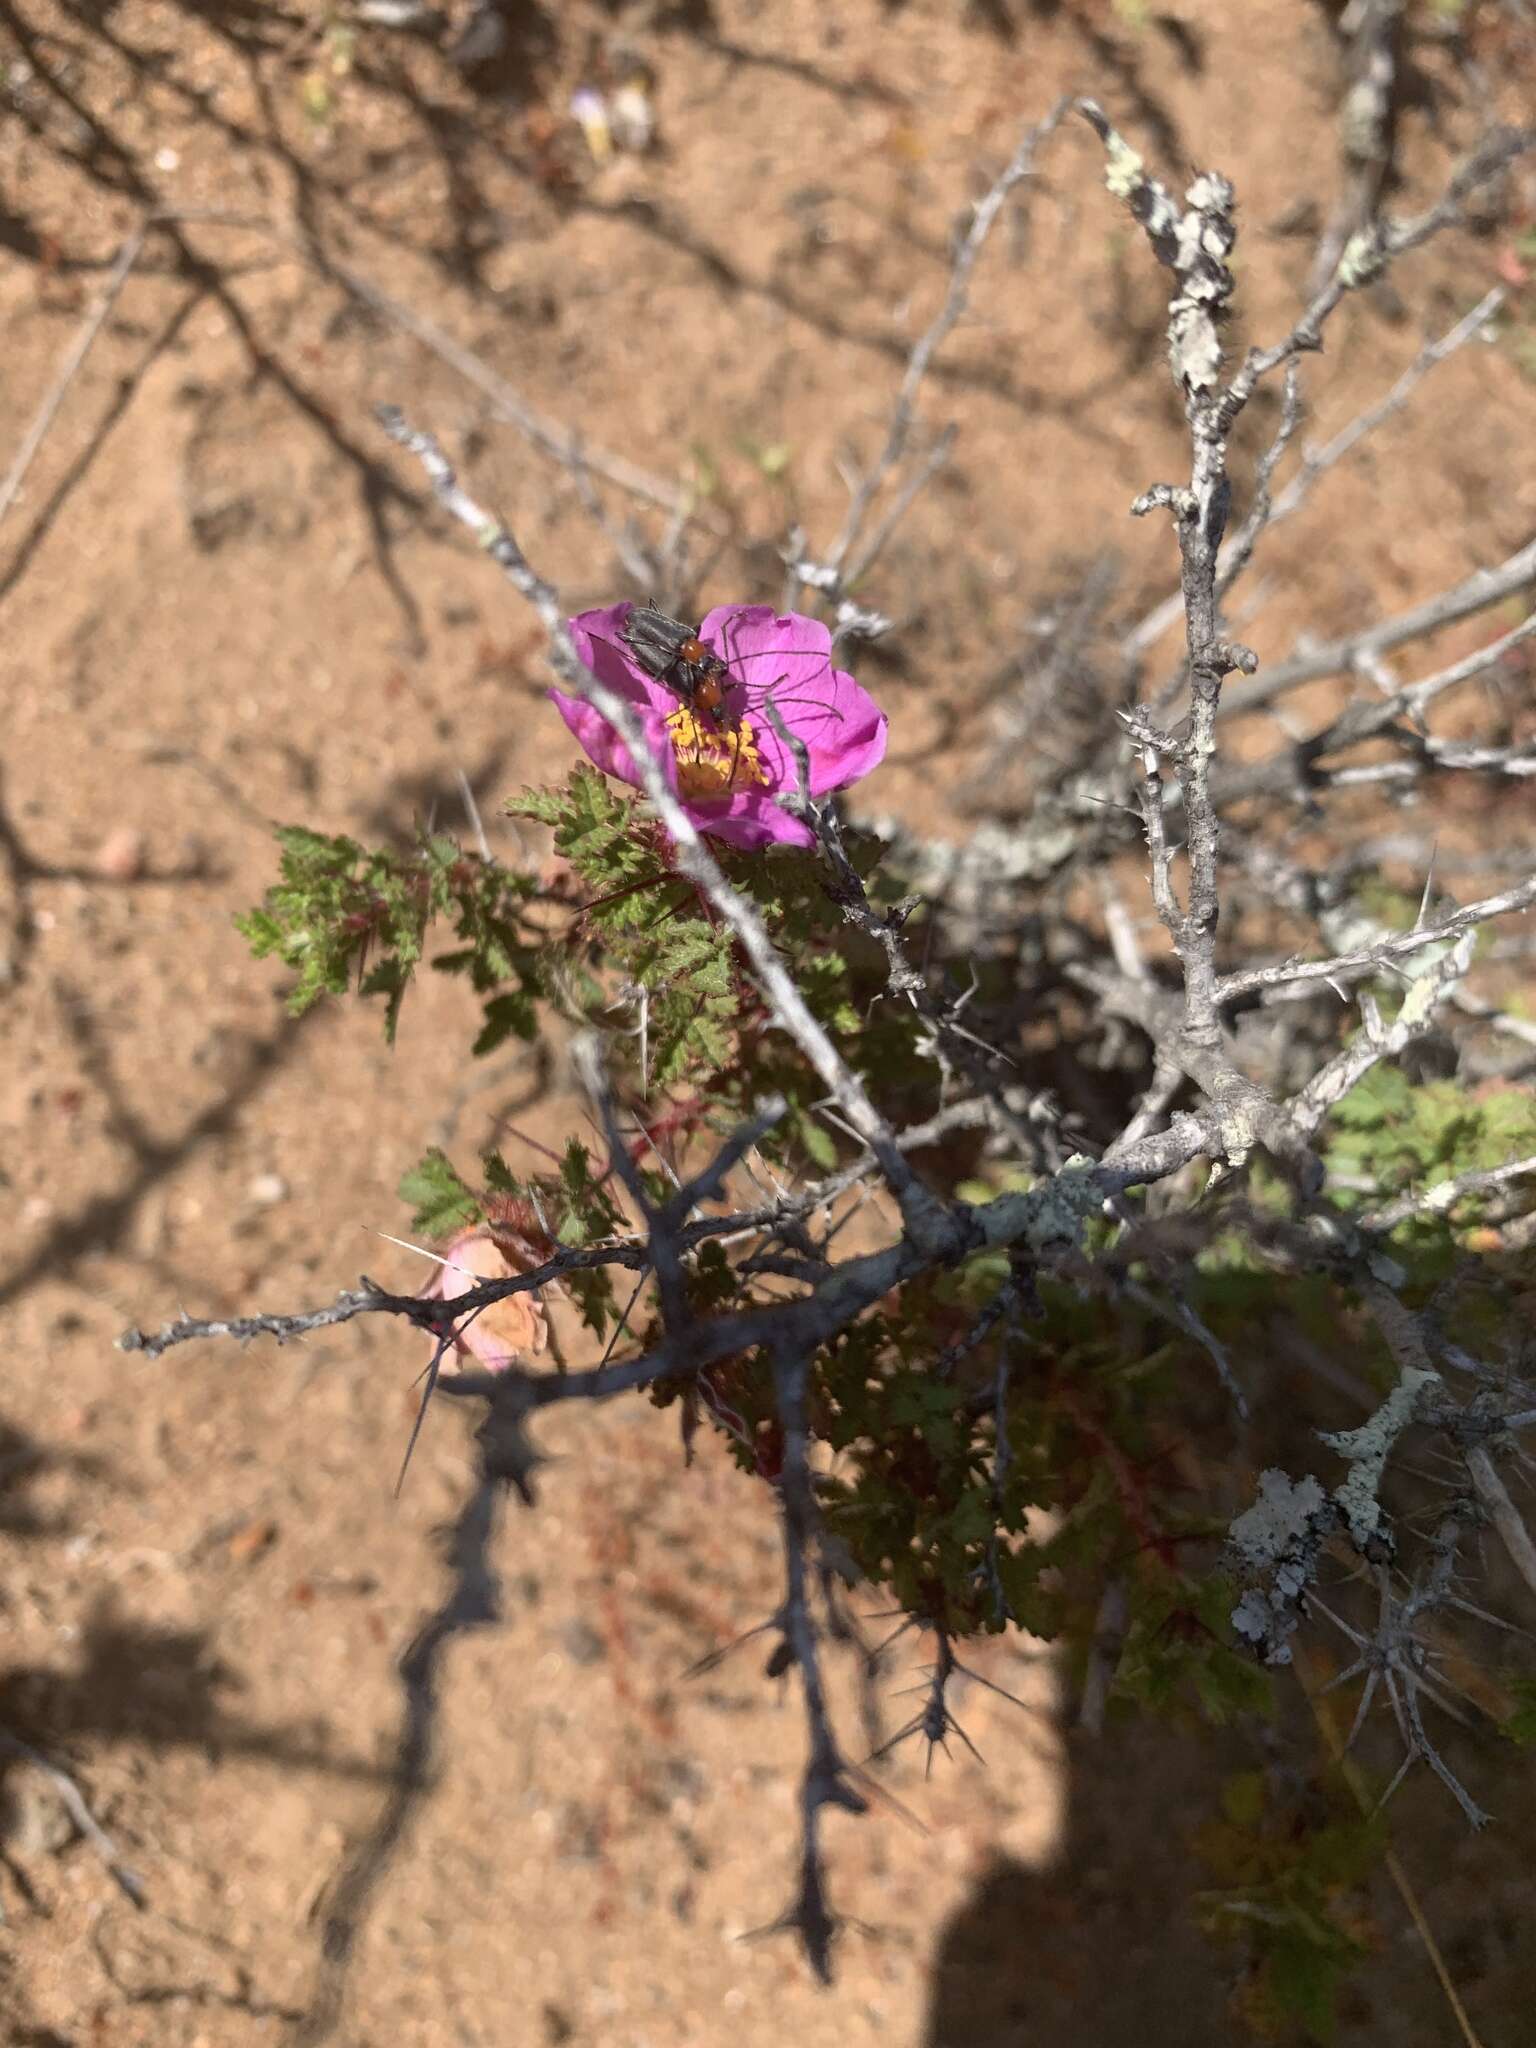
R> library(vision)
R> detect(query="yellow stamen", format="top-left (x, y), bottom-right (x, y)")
top-left (665, 708), bottom-right (770, 798)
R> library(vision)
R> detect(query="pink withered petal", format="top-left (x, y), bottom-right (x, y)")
top-left (553, 600), bottom-right (887, 849)
top-left (419, 1226), bottom-right (548, 1374)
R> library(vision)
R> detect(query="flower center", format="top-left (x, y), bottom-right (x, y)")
top-left (665, 708), bottom-right (771, 798)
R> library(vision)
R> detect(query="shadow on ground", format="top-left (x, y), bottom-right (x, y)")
top-left (923, 1721), bottom-right (1236, 2043)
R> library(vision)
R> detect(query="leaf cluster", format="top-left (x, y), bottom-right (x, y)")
top-left (1194, 1769), bottom-right (1383, 2043)
top-left (1326, 1067), bottom-right (1536, 1213)
top-left (236, 824), bottom-right (541, 1047)
top-left (509, 770), bottom-right (920, 1167)
top-left (1324, 1066), bottom-right (1536, 1292)
top-left (512, 766), bottom-right (740, 1087)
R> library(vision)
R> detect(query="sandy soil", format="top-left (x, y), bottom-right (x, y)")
top-left (3, 2), bottom-right (1536, 2042)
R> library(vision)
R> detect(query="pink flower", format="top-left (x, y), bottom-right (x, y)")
top-left (551, 602), bottom-right (888, 851)
top-left (419, 1225), bottom-right (549, 1374)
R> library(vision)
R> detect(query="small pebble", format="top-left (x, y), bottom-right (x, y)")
top-left (0, 1766), bottom-right (76, 1856)
top-left (248, 1171), bottom-right (289, 1206)
top-left (228, 1517), bottom-right (279, 1564)
top-left (561, 1618), bottom-right (606, 1666)
top-left (94, 826), bottom-right (145, 881)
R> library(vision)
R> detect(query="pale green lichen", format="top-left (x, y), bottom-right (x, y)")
top-left (987, 1155), bottom-right (1105, 1255)
top-left (1103, 133), bottom-right (1145, 200)
top-left (1321, 1365), bottom-right (1439, 1546)
top-left (1229, 1470), bottom-right (1336, 1665)
top-left (1231, 1468), bottom-right (1330, 1570)
top-left (1398, 954), bottom-right (1461, 1028)
top-left (1337, 226), bottom-right (1387, 290)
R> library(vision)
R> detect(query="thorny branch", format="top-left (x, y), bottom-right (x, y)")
top-left (764, 694), bottom-right (1060, 1169)
top-left (1122, 285), bottom-right (1509, 660)
top-left (1223, 121), bottom-right (1532, 410)
top-left (1230, 530), bottom-right (1536, 719)
top-left (1219, 875), bottom-right (1536, 1003)
top-left (1084, 99), bottom-right (1308, 1174)
top-left (1072, 93), bottom-right (1536, 1839)
top-left (1309, 0), bottom-right (1404, 298)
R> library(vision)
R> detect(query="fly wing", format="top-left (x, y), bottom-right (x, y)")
top-left (620, 602), bottom-right (691, 680)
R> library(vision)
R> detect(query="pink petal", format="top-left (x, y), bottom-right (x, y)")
top-left (682, 790), bottom-right (817, 850)
top-left (699, 604), bottom-right (832, 691)
top-left (426, 1228), bottom-right (548, 1373)
top-left (549, 687), bottom-right (680, 792)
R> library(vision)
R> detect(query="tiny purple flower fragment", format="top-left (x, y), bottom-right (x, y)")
top-left (550, 602), bottom-right (888, 851)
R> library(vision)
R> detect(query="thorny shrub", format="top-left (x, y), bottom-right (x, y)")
top-left (127, 97), bottom-right (1536, 2038)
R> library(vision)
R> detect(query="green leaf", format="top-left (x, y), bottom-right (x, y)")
top-left (554, 1137), bottom-right (625, 1246)
top-left (473, 991), bottom-right (538, 1056)
top-left (795, 1108), bottom-right (839, 1170)
top-left (1221, 1770), bottom-right (1266, 1828)
top-left (237, 824), bottom-right (540, 1047)
top-left (1500, 1676), bottom-right (1536, 1748)
top-left (359, 955), bottom-right (412, 1045)
top-left (1268, 1930), bottom-right (1346, 2042)
top-left (398, 1148), bottom-right (480, 1237)
top-left (1328, 1065), bottom-right (1412, 1131)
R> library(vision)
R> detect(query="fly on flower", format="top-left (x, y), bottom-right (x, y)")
top-left (613, 601), bottom-right (842, 741)
top-left (618, 602), bottom-right (739, 730)
top-left (552, 600), bottom-right (888, 852)
top-left (614, 601), bottom-right (824, 794)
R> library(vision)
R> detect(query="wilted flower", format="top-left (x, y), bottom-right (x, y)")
top-left (610, 76), bottom-right (654, 154)
top-left (552, 601), bottom-right (888, 851)
top-left (569, 85), bottom-right (612, 165)
top-left (418, 1223), bottom-right (548, 1373)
